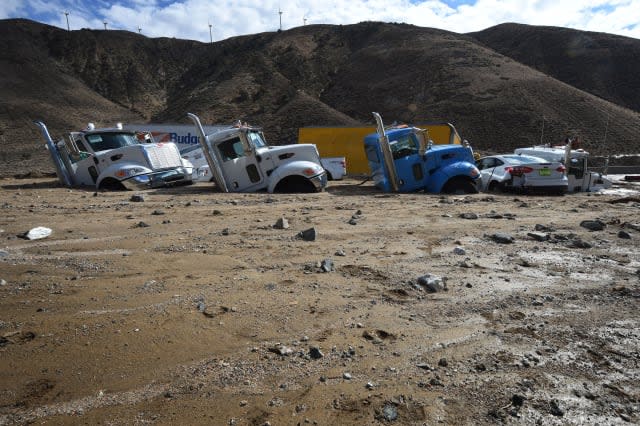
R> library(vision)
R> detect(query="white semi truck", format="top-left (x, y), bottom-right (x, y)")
top-left (514, 143), bottom-right (612, 192)
top-left (185, 113), bottom-right (327, 193)
top-left (35, 121), bottom-right (193, 190)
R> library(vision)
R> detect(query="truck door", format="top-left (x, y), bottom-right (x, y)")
top-left (217, 137), bottom-right (264, 191)
top-left (65, 135), bottom-right (101, 186)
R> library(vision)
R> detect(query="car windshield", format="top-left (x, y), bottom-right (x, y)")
top-left (246, 130), bottom-right (267, 148)
top-left (85, 132), bottom-right (138, 151)
top-left (502, 155), bottom-right (549, 165)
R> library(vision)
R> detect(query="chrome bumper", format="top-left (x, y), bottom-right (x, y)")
top-left (121, 167), bottom-right (193, 190)
top-left (309, 171), bottom-right (328, 192)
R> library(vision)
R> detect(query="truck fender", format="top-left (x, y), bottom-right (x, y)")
top-left (267, 160), bottom-right (325, 193)
top-left (426, 161), bottom-right (479, 193)
top-left (96, 162), bottom-right (154, 188)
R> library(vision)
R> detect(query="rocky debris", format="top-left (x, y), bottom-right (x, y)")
top-left (489, 233), bottom-right (515, 244)
top-left (130, 194), bottom-right (144, 202)
top-left (580, 219), bottom-right (606, 231)
top-left (535, 224), bottom-right (556, 232)
top-left (212, 209), bottom-right (223, 215)
top-left (527, 231), bottom-right (549, 242)
top-left (548, 399), bottom-right (565, 417)
top-left (298, 227), bottom-right (316, 241)
top-left (221, 228), bottom-right (230, 236)
top-left (381, 403), bottom-right (398, 421)
top-left (20, 226), bottom-right (52, 240)
top-left (0, 250), bottom-right (9, 258)
top-left (309, 346), bottom-right (324, 359)
top-left (484, 212), bottom-right (516, 220)
top-left (460, 212), bottom-right (479, 219)
top-left (134, 221), bottom-right (150, 228)
top-left (622, 222), bottom-right (640, 231)
top-left (0, 279), bottom-right (6, 286)
top-left (342, 372), bottom-right (352, 380)
top-left (273, 217), bottom-right (289, 229)
top-left (417, 274), bottom-right (447, 292)
top-left (334, 249), bottom-right (346, 256)
top-left (269, 345), bottom-right (294, 356)
top-left (320, 259), bottom-right (334, 272)
top-left (453, 247), bottom-right (466, 255)
top-left (567, 238), bottom-right (592, 249)
top-left (618, 230), bottom-right (631, 239)
top-left (151, 209), bottom-right (165, 215)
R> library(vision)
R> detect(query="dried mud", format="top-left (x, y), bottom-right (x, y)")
top-left (0, 178), bottom-right (639, 425)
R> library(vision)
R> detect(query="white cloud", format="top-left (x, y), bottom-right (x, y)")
top-left (4, 0), bottom-right (639, 40)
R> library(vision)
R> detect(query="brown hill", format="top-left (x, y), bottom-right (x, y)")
top-left (1, 18), bottom-right (639, 178)
top-left (470, 22), bottom-right (640, 113)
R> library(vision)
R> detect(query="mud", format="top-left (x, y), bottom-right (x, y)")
top-left (0, 178), bottom-right (638, 425)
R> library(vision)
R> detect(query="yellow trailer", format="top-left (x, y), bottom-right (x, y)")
top-left (298, 123), bottom-right (463, 175)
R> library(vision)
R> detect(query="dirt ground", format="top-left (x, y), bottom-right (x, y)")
top-left (0, 177), bottom-right (639, 425)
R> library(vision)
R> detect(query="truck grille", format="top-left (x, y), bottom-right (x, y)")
top-left (145, 144), bottom-right (182, 170)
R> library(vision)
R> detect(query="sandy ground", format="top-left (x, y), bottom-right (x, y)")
top-left (0, 177), bottom-right (639, 425)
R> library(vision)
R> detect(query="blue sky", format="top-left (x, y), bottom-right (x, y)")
top-left (2, 1), bottom-right (638, 42)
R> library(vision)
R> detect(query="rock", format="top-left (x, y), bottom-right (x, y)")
top-left (438, 358), bottom-right (448, 367)
top-left (416, 363), bottom-right (432, 370)
top-left (320, 259), bottom-right (334, 272)
top-left (151, 209), bottom-right (165, 215)
top-left (417, 274), bottom-right (446, 293)
top-left (130, 194), bottom-right (144, 202)
top-left (23, 226), bottom-right (52, 240)
top-left (221, 228), bottom-right (230, 235)
top-left (212, 209), bottom-right (222, 215)
top-left (269, 345), bottom-right (294, 356)
top-left (580, 219), bottom-right (605, 231)
top-left (343, 372), bottom-right (352, 380)
top-left (453, 247), bottom-right (466, 255)
top-left (0, 250), bottom-right (9, 258)
top-left (622, 222), bottom-right (640, 231)
top-left (0, 279), bottom-right (6, 286)
top-left (568, 238), bottom-right (592, 249)
top-left (334, 249), bottom-right (346, 256)
top-left (134, 221), bottom-right (150, 228)
top-left (512, 394), bottom-right (525, 407)
top-left (309, 346), bottom-right (324, 359)
top-left (527, 232), bottom-right (549, 242)
top-left (460, 212), bottom-right (479, 219)
top-left (549, 399), bottom-right (564, 417)
top-left (618, 230), bottom-right (631, 239)
top-left (348, 218), bottom-right (358, 225)
top-left (535, 224), bottom-right (555, 232)
top-left (382, 404), bottom-right (398, 421)
top-left (366, 382), bottom-right (375, 389)
top-left (298, 228), bottom-right (316, 241)
top-left (490, 233), bottom-right (514, 244)
top-left (274, 217), bottom-right (289, 229)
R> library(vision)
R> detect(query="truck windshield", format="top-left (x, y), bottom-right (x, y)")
top-left (85, 132), bottom-right (139, 152)
top-left (246, 131), bottom-right (267, 148)
top-left (390, 134), bottom-right (419, 159)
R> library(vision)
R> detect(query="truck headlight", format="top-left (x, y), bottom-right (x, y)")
top-left (302, 166), bottom-right (323, 177)
top-left (469, 167), bottom-right (480, 178)
top-left (115, 167), bottom-right (144, 178)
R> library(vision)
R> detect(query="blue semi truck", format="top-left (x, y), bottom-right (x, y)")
top-left (364, 113), bottom-right (480, 194)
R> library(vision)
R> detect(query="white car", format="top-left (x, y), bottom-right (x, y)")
top-left (476, 154), bottom-right (568, 194)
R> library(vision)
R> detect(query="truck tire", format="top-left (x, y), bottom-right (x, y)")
top-left (488, 181), bottom-right (503, 193)
top-left (98, 178), bottom-right (125, 191)
top-left (442, 178), bottom-right (478, 195)
top-left (274, 176), bottom-right (316, 193)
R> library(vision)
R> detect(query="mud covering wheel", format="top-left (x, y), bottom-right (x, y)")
top-left (98, 178), bottom-right (125, 191)
top-left (442, 177), bottom-right (478, 195)
top-left (273, 176), bottom-right (316, 193)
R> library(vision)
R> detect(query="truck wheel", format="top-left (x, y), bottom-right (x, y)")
top-left (98, 178), bottom-right (125, 191)
top-left (442, 178), bottom-right (478, 195)
top-left (274, 176), bottom-right (316, 193)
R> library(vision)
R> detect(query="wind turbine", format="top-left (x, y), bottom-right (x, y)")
top-left (278, 8), bottom-right (283, 31)
top-left (103, 20), bottom-right (108, 30)
top-left (64, 11), bottom-right (70, 31)
top-left (208, 21), bottom-right (213, 43)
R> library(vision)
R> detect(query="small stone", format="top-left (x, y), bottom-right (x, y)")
top-left (343, 372), bottom-right (352, 380)
top-left (130, 194), bottom-right (144, 202)
top-left (274, 217), bottom-right (289, 229)
top-left (460, 212), bottom-right (479, 219)
top-left (0, 279), bottom-right (6, 286)
top-left (309, 346), bottom-right (324, 359)
top-left (580, 220), bottom-right (605, 231)
top-left (417, 274), bottom-right (446, 293)
top-left (334, 249), bottom-right (346, 256)
top-left (382, 404), bottom-right (398, 421)
top-left (298, 228), bottom-right (316, 241)
top-left (221, 228), bottom-right (230, 236)
top-left (549, 400), bottom-right (564, 417)
top-left (366, 382), bottom-right (375, 389)
top-left (618, 230), bottom-right (631, 239)
top-left (239, 400), bottom-right (248, 407)
top-left (0, 250), bottom-right (8, 258)
top-left (438, 358), bottom-right (448, 367)
top-left (512, 394), bottom-right (525, 407)
top-left (534, 224), bottom-right (555, 232)
top-left (490, 233), bottom-right (514, 244)
top-left (134, 221), bottom-right (150, 228)
top-left (453, 247), bottom-right (466, 255)
top-left (151, 209), bottom-right (165, 215)
top-left (212, 209), bottom-right (222, 215)
top-left (320, 259), bottom-right (334, 272)
top-left (527, 232), bottom-right (549, 242)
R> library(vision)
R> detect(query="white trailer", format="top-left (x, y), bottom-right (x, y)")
top-left (35, 121), bottom-right (193, 190)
